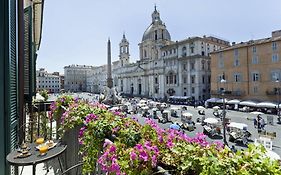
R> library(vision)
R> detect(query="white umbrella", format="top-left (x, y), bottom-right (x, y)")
top-left (256, 102), bottom-right (278, 108)
top-left (250, 111), bottom-right (264, 115)
top-left (204, 118), bottom-right (219, 124)
top-left (182, 112), bottom-right (193, 117)
top-left (141, 106), bottom-right (149, 110)
top-left (197, 106), bottom-right (205, 110)
top-left (239, 101), bottom-right (257, 107)
top-left (227, 99), bottom-right (241, 105)
top-left (216, 98), bottom-right (228, 103)
top-left (170, 106), bottom-right (180, 110)
top-left (139, 100), bottom-right (147, 104)
top-left (213, 106), bottom-right (220, 110)
top-left (265, 150), bottom-right (281, 160)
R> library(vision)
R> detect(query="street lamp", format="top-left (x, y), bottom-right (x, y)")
top-left (220, 79), bottom-right (228, 146)
top-left (276, 78), bottom-right (281, 124)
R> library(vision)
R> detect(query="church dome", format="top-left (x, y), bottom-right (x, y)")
top-left (141, 6), bottom-right (171, 42)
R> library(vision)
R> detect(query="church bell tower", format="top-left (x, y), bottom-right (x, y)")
top-left (119, 33), bottom-right (130, 66)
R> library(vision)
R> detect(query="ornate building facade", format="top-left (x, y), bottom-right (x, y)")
top-left (88, 6), bottom-right (230, 101)
top-left (114, 7), bottom-right (229, 101)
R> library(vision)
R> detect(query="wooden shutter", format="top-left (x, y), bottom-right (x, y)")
top-left (0, 0), bottom-right (19, 174)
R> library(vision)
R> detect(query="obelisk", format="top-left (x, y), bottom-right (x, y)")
top-left (107, 38), bottom-right (113, 88)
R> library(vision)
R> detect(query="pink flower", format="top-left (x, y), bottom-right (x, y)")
top-left (109, 145), bottom-right (116, 153)
top-left (151, 155), bottom-right (157, 167)
top-left (166, 139), bottom-right (174, 148)
top-left (130, 151), bottom-right (137, 160)
top-left (139, 151), bottom-right (148, 161)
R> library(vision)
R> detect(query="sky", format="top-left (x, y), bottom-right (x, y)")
top-left (37, 0), bottom-right (281, 74)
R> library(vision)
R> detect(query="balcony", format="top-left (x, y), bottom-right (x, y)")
top-left (12, 94), bottom-right (281, 175)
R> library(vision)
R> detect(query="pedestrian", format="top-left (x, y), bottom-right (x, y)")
top-left (253, 118), bottom-right (257, 128)
top-left (231, 145), bottom-right (237, 153)
top-left (260, 117), bottom-right (265, 130)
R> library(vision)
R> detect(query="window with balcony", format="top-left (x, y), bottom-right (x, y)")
top-left (271, 71), bottom-right (280, 81)
top-left (252, 72), bottom-right (260, 82)
top-left (233, 73), bottom-right (242, 82)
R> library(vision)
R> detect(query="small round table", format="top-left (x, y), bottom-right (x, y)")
top-left (6, 141), bottom-right (67, 175)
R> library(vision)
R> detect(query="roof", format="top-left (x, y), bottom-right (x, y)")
top-left (212, 35), bottom-right (281, 53)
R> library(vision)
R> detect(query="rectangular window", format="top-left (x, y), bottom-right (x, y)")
top-left (191, 62), bottom-right (195, 70)
top-left (183, 63), bottom-right (186, 70)
top-left (192, 87), bottom-right (195, 94)
top-left (190, 47), bottom-right (194, 54)
top-left (201, 62), bottom-right (205, 70)
top-left (202, 75), bottom-right (205, 84)
top-left (166, 76), bottom-right (168, 84)
top-left (271, 71), bottom-right (280, 81)
top-left (234, 57), bottom-right (240, 67)
top-left (183, 76), bottom-right (187, 84)
top-left (252, 72), bottom-right (260, 82)
top-left (218, 57), bottom-right (224, 68)
top-left (272, 42), bottom-right (277, 51)
top-left (252, 55), bottom-right (259, 64)
top-left (252, 46), bottom-right (256, 53)
top-left (174, 75), bottom-right (177, 84)
top-left (155, 77), bottom-right (158, 84)
top-left (253, 86), bottom-right (258, 94)
top-left (234, 49), bottom-right (239, 56)
top-left (191, 75), bottom-right (195, 84)
top-left (272, 54), bottom-right (279, 62)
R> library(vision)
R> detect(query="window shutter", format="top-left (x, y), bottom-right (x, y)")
top-left (0, 0), bottom-right (19, 174)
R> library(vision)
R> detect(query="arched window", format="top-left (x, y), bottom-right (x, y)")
top-left (155, 30), bottom-right (157, 40)
top-left (182, 47), bottom-right (187, 57)
top-left (144, 50), bottom-right (147, 58)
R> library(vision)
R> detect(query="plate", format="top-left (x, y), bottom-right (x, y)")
top-left (36, 142), bottom-right (57, 150)
top-left (17, 147), bottom-right (30, 153)
top-left (15, 152), bottom-right (31, 159)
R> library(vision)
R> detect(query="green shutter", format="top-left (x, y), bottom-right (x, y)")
top-left (0, 0), bottom-right (19, 174)
top-left (24, 7), bottom-right (32, 102)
